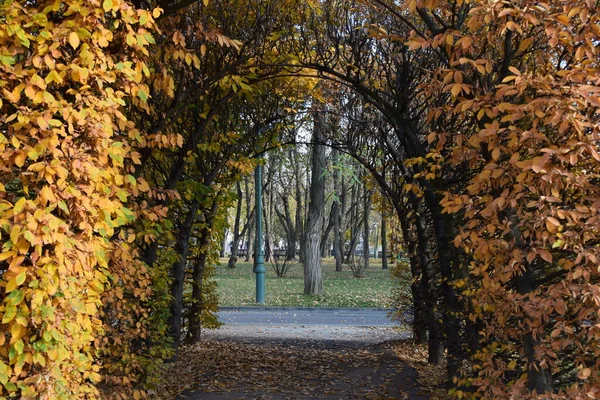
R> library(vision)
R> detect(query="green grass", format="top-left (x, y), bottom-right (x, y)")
top-left (215, 257), bottom-right (394, 308)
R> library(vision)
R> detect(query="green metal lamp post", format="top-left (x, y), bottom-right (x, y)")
top-left (254, 156), bottom-right (265, 304)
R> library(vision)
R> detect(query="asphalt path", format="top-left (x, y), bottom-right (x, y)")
top-left (217, 306), bottom-right (395, 327)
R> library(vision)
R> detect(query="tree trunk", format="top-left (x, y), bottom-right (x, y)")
top-left (413, 197), bottom-right (444, 365)
top-left (244, 176), bottom-right (253, 262)
top-left (420, 179), bottom-right (464, 380)
top-left (168, 199), bottom-right (199, 354)
top-left (362, 182), bottom-right (371, 272)
top-left (320, 203), bottom-right (335, 257)
top-left (227, 182), bottom-right (243, 269)
top-left (511, 213), bottom-right (554, 393)
top-left (246, 219), bottom-right (254, 263)
top-left (219, 226), bottom-right (227, 258)
top-left (332, 150), bottom-right (343, 271)
top-left (294, 150), bottom-right (305, 263)
top-left (339, 175), bottom-right (347, 266)
top-left (345, 184), bottom-right (358, 263)
top-left (304, 104), bottom-right (326, 295)
top-left (264, 200), bottom-right (271, 263)
top-left (278, 193), bottom-right (297, 260)
top-left (381, 211), bottom-right (388, 270)
top-left (395, 198), bottom-right (427, 344)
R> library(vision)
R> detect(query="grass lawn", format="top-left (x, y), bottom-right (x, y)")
top-left (215, 257), bottom-right (394, 308)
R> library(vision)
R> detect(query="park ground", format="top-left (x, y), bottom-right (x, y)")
top-left (156, 332), bottom-right (448, 399)
top-left (155, 258), bottom-right (447, 399)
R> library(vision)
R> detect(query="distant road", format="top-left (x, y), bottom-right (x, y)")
top-left (217, 306), bottom-right (395, 327)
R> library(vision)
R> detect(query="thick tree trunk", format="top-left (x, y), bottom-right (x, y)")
top-left (187, 197), bottom-right (219, 343)
top-left (421, 180), bottom-right (464, 380)
top-left (396, 199), bottom-right (427, 344)
top-left (187, 253), bottom-right (205, 342)
top-left (168, 199), bottom-right (199, 354)
top-left (304, 105), bottom-right (326, 295)
top-left (413, 197), bottom-right (444, 365)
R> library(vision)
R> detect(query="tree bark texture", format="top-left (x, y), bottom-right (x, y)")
top-left (168, 199), bottom-right (199, 354)
top-left (304, 105), bottom-right (326, 295)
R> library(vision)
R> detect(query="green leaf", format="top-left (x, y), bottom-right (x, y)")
top-left (138, 89), bottom-right (148, 102)
top-left (0, 56), bottom-right (15, 66)
top-left (7, 290), bottom-right (24, 306)
top-left (2, 305), bottom-right (16, 324)
top-left (13, 340), bottom-right (24, 355)
top-left (102, 0), bottom-right (113, 12)
top-left (15, 271), bottom-right (26, 285)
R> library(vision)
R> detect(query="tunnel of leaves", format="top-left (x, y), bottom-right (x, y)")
top-left (0, 0), bottom-right (599, 398)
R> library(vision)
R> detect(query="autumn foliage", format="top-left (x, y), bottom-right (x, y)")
top-left (1, 0), bottom-right (599, 398)
top-left (403, 0), bottom-right (600, 397)
top-left (0, 0), bottom-right (162, 397)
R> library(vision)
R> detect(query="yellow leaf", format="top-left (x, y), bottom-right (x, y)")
top-left (556, 14), bottom-right (570, 25)
top-left (137, 179), bottom-right (150, 192)
top-left (14, 152), bottom-right (26, 168)
top-left (5, 277), bottom-right (18, 293)
top-left (85, 302), bottom-right (98, 315)
top-left (153, 7), bottom-right (162, 18)
top-left (37, 116), bottom-right (49, 130)
top-left (13, 197), bottom-right (26, 213)
top-left (15, 238), bottom-right (30, 255)
top-left (31, 74), bottom-right (46, 90)
top-left (69, 32), bottom-right (80, 49)
top-left (10, 323), bottom-right (25, 340)
top-left (40, 186), bottom-right (56, 205)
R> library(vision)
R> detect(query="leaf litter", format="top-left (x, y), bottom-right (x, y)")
top-left (156, 336), bottom-right (448, 399)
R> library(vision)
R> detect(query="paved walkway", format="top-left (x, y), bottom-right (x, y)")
top-left (217, 307), bottom-right (396, 327)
